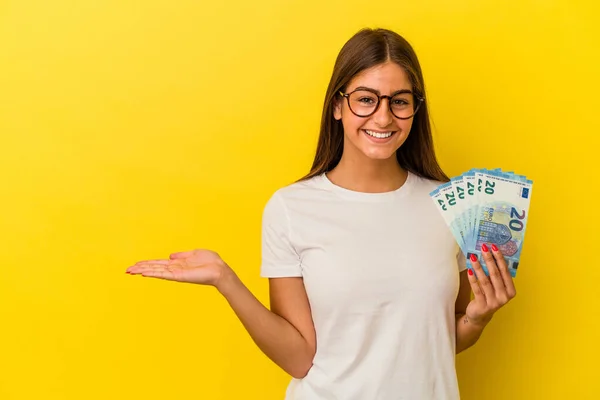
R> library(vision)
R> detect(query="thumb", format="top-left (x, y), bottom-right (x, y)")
top-left (170, 250), bottom-right (195, 259)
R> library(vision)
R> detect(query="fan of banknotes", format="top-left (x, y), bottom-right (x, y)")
top-left (429, 168), bottom-right (533, 277)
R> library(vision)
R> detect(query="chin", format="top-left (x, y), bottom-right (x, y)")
top-left (360, 148), bottom-right (399, 160)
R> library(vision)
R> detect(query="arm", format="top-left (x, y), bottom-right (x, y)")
top-left (128, 193), bottom-right (318, 377)
top-left (126, 250), bottom-right (316, 379)
top-left (455, 270), bottom-right (489, 353)
top-left (218, 269), bottom-right (316, 378)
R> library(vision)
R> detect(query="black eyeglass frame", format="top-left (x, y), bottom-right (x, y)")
top-left (338, 88), bottom-right (425, 120)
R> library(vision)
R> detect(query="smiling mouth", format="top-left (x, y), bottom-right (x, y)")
top-left (363, 129), bottom-right (396, 139)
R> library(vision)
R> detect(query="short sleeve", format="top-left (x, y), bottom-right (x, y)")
top-left (259, 191), bottom-right (303, 278)
top-left (457, 246), bottom-right (467, 272)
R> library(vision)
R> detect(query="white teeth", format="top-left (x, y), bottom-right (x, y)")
top-left (365, 130), bottom-right (393, 139)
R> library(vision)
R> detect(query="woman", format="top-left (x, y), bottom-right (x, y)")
top-left (126, 27), bottom-right (516, 399)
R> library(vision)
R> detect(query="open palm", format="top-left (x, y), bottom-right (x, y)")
top-left (126, 249), bottom-right (227, 286)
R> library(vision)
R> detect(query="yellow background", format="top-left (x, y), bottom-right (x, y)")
top-left (1, 0), bottom-right (598, 399)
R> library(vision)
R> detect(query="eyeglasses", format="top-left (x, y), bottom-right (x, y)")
top-left (338, 88), bottom-right (424, 120)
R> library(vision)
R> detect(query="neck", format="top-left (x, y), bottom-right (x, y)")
top-left (326, 153), bottom-right (408, 193)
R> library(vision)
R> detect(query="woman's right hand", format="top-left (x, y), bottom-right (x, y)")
top-left (126, 249), bottom-right (232, 288)
top-left (127, 248), bottom-right (316, 378)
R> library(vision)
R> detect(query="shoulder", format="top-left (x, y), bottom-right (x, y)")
top-left (265, 174), bottom-right (328, 207)
top-left (262, 174), bottom-right (327, 217)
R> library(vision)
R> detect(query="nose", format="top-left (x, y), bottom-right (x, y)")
top-left (372, 97), bottom-right (394, 127)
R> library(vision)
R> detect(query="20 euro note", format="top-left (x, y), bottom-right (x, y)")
top-left (467, 170), bottom-right (533, 277)
top-left (455, 170), bottom-right (477, 248)
top-left (450, 175), bottom-right (468, 246)
top-left (431, 182), bottom-right (467, 255)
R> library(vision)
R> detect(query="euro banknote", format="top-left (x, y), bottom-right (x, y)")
top-left (430, 168), bottom-right (533, 277)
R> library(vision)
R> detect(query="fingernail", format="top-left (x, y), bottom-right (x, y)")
top-left (482, 243), bottom-right (489, 252)
top-left (492, 244), bottom-right (498, 252)
top-left (470, 253), bottom-right (478, 262)
top-left (468, 268), bottom-right (473, 276)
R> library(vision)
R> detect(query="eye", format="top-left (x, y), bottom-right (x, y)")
top-left (358, 97), bottom-right (376, 104)
top-left (349, 90), bottom-right (378, 106)
top-left (391, 96), bottom-right (413, 109)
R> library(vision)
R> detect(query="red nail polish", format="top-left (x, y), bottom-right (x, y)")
top-left (492, 244), bottom-right (498, 252)
top-left (470, 253), bottom-right (477, 262)
top-left (468, 269), bottom-right (473, 276)
top-left (482, 243), bottom-right (489, 252)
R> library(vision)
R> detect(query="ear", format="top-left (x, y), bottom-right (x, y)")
top-left (333, 96), bottom-right (342, 121)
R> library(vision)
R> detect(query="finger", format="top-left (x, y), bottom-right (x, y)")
top-left (141, 268), bottom-right (177, 280)
top-left (126, 260), bottom-right (169, 273)
top-left (127, 265), bottom-right (163, 274)
top-left (136, 258), bottom-right (169, 264)
top-left (469, 253), bottom-right (494, 301)
top-left (466, 267), bottom-right (485, 301)
top-left (128, 261), bottom-right (179, 274)
top-left (491, 244), bottom-right (517, 299)
top-left (132, 259), bottom-right (170, 267)
top-left (481, 243), bottom-right (507, 299)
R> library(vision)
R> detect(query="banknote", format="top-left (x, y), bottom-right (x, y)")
top-left (430, 182), bottom-right (467, 254)
top-left (430, 168), bottom-right (533, 277)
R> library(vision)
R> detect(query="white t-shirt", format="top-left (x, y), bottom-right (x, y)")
top-left (260, 170), bottom-right (467, 400)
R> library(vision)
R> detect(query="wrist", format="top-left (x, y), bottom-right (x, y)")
top-left (215, 263), bottom-right (240, 296)
top-left (465, 314), bottom-right (492, 329)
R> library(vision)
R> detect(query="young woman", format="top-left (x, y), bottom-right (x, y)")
top-left (126, 28), bottom-right (517, 399)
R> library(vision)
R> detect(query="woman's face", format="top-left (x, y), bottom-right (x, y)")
top-left (334, 61), bottom-right (416, 162)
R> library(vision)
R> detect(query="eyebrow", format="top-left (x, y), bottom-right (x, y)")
top-left (352, 86), bottom-right (413, 96)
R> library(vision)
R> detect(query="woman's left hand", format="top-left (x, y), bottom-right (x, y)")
top-left (465, 243), bottom-right (517, 327)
